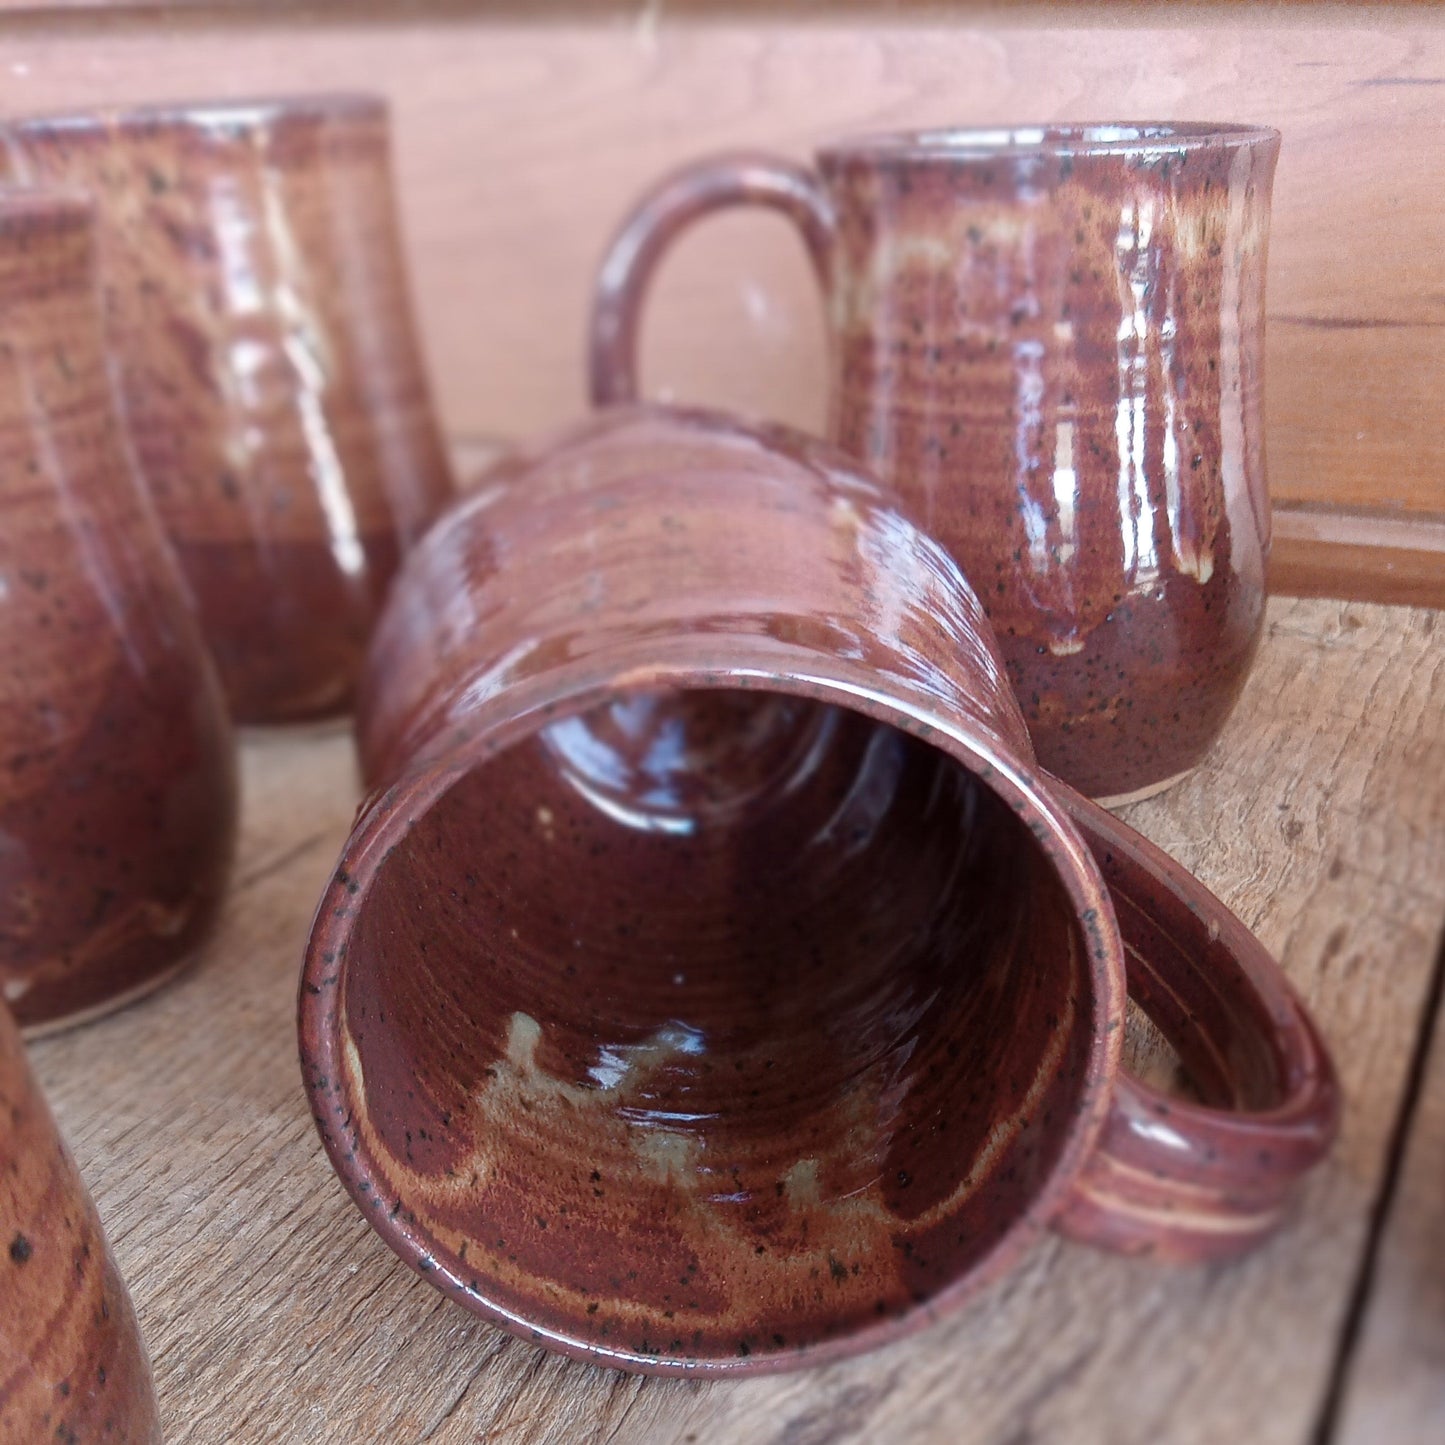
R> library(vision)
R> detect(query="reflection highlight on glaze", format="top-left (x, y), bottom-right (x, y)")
top-left (259, 161), bottom-right (364, 580)
top-left (542, 691), bottom-right (846, 836)
top-left (1113, 197), bottom-right (1160, 583)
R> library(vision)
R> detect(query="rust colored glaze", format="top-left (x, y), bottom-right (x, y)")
top-left (1054, 784), bottom-right (1338, 1259)
top-left (299, 406), bottom-right (1335, 1376)
top-left (2, 93), bottom-right (455, 725)
top-left (0, 1003), bottom-right (161, 1441)
top-left (0, 192), bottom-right (237, 1033)
top-left (589, 123), bottom-right (1280, 801)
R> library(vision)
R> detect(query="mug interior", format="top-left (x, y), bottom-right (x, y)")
top-left (326, 685), bottom-right (1101, 1372)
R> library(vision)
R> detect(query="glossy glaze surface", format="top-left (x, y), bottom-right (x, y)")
top-left (589, 123), bottom-right (1279, 798)
top-left (307, 405), bottom-right (1122, 1375)
top-left (0, 192), bottom-right (237, 1032)
top-left (0, 1003), bottom-right (161, 1442)
top-left (2, 93), bottom-right (455, 724)
top-left (1055, 781), bottom-right (1339, 1260)
top-left (301, 406), bottom-right (1335, 1376)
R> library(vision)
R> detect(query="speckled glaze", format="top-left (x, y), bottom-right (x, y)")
top-left (0, 191), bottom-right (237, 1033)
top-left (1, 93), bottom-right (455, 725)
top-left (299, 406), bottom-right (1335, 1376)
top-left (589, 124), bottom-right (1279, 801)
top-left (0, 1002), bottom-right (161, 1441)
top-left (1052, 782), bottom-right (1337, 1257)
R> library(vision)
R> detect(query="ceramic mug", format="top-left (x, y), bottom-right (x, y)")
top-left (2, 93), bottom-right (455, 725)
top-left (0, 1002), bottom-right (162, 1442)
top-left (0, 190), bottom-right (237, 1033)
top-left (589, 123), bottom-right (1279, 803)
top-left (300, 405), bottom-right (1335, 1377)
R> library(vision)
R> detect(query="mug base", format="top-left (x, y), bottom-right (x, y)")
top-left (16, 951), bottom-right (197, 1041)
top-left (1094, 766), bottom-right (1197, 812)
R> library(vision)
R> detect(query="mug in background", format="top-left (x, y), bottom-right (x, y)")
top-left (300, 405), bottom-right (1334, 1377)
top-left (0, 191), bottom-right (237, 1033)
top-left (3, 93), bottom-right (455, 725)
top-left (590, 123), bottom-right (1279, 803)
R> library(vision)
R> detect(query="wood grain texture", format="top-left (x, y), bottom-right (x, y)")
top-left (1272, 504), bottom-right (1445, 607)
top-left (23, 596), bottom-right (1445, 1444)
top-left (1337, 960), bottom-right (1445, 1445)
top-left (0, 6), bottom-right (1440, 535)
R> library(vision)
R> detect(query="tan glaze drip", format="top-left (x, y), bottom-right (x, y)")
top-left (0, 1003), bottom-right (161, 1442)
top-left (300, 406), bottom-right (1336, 1376)
top-left (589, 122), bottom-right (1279, 799)
top-left (0, 192), bottom-right (237, 1033)
top-left (1, 93), bottom-right (454, 725)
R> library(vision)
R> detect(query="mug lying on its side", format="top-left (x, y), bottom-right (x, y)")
top-left (300, 405), bottom-right (1335, 1377)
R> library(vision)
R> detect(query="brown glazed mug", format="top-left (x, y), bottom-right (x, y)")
top-left (1, 93), bottom-right (455, 725)
top-left (0, 190), bottom-right (237, 1033)
top-left (1, 1003), bottom-right (162, 1441)
top-left (299, 405), bottom-right (1335, 1377)
top-left (589, 123), bottom-right (1279, 803)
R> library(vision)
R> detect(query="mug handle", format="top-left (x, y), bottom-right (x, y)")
top-left (589, 153), bottom-right (835, 406)
top-left (1052, 785), bottom-right (1340, 1261)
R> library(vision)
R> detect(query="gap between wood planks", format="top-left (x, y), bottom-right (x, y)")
top-left (1312, 922), bottom-right (1445, 1443)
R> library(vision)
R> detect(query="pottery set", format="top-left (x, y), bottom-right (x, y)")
top-left (1, 102), bottom-right (1338, 1415)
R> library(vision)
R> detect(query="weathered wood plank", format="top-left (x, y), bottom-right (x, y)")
top-left (24, 597), bottom-right (1445, 1443)
top-left (1272, 504), bottom-right (1445, 609)
top-left (1337, 955), bottom-right (1445, 1445)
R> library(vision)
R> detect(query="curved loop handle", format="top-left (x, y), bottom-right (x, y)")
top-left (1052, 785), bottom-right (1340, 1262)
top-left (589, 152), bottom-right (836, 407)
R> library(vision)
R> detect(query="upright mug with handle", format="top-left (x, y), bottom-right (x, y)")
top-left (590, 123), bottom-right (1279, 803)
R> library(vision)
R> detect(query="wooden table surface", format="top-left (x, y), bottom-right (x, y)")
top-left (26, 595), bottom-right (1445, 1445)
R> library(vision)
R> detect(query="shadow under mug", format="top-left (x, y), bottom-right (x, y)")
top-left (299, 405), bottom-right (1335, 1377)
top-left (2, 93), bottom-right (455, 725)
top-left (589, 123), bottom-right (1279, 804)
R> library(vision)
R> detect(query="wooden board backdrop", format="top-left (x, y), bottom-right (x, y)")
top-left (0, 2), bottom-right (1440, 600)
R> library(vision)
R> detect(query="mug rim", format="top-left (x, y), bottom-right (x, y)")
top-left (822, 121), bottom-right (1280, 162)
top-left (299, 658), bottom-right (1125, 1379)
top-left (5, 91), bottom-right (385, 138)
